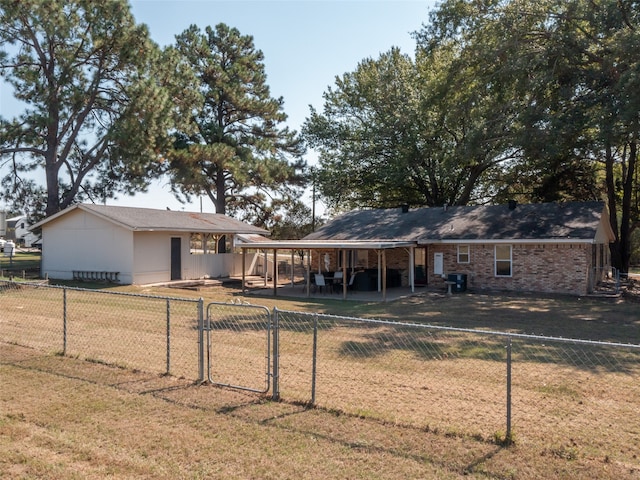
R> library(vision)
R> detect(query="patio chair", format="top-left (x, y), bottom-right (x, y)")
top-left (347, 273), bottom-right (357, 292)
top-left (332, 271), bottom-right (344, 292)
top-left (314, 273), bottom-right (327, 294)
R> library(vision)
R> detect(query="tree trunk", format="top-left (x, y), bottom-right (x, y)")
top-left (215, 166), bottom-right (227, 253)
top-left (44, 146), bottom-right (60, 217)
top-left (604, 144), bottom-right (622, 271)
top-left (619, 139), bottom-right (637, 274)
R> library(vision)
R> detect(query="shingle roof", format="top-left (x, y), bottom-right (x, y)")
top-left (305, 201), bottom-right (608, 242)
top-left (32, 204), bottom-right (269, 235)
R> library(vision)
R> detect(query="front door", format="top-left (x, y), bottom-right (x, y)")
top-left (171, 237), bottom-right (181, 280)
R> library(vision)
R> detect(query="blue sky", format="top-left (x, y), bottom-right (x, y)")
top-left (1, 0), bottom-right (437, 213)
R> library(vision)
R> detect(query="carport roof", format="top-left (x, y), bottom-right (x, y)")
top-left (235, 238), bottom-right (416, 250)
top-left (32, 204), bottom-right (269, 235)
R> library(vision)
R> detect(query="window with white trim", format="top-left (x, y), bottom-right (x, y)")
top-left (495, 245), bottom-right (512, 277)
top-left (338, 249), bottom-right (359, 269)
top-left (457, 245), bottom-right (470, 263)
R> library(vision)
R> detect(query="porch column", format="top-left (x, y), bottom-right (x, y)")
top-left (342, 249), bottom-right (347, 299)
top-left (382, 249), bottom-right (387, 302)
top-left (242, 247), bottom-right (246, 293)
top-left (273, 248), bottom-right (278, 296)
top-left (290, 250), bottom-right (295, 287)
top-left (408, 246), bottom-right (415, 292)
top-left (377, 250), bottom-right (382, 292)
top-left (263, 249), bottom-right (268, 287)
top-left (306, 249), bottom-right (312, 297)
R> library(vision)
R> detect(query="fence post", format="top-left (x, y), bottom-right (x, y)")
top-left (166, 298), bottom-right (171, 376)
top-left (506, 336), bottom-right (513, 445)
top-left (63, 287), bottom-right (67, 355)
top-left (272, 307), bottom-right (280, 401)
top-left (311, 312), bottom-right (318, 406)
top-left (197, 298), bottom-right (205, 383)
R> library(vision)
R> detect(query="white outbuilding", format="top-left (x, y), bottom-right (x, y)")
top-left (31, 204), bottom-right (269, 284)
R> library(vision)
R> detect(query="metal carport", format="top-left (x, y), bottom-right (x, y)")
top-left (236, 239), bottom-right (417, 302)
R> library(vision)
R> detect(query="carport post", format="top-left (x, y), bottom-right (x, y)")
top-left (382, 250), bottom-right (387, 302)
top-left (241, 248), bottom-right (246, 293)
top-left (263, 250), bottom-right (268, 287)
top-left (273, 248), bottom-right (278, 296)
top-left (341, 249), bottom-right (347, 299)
top-left (306, 249), bottom-right (312, 297)
top-left (290, 250), bottom-right (295, 287)
top-left (409, 246), bottom-right (415, 292)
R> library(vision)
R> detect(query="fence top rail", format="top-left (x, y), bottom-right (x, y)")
top-left (0, 280), bottom-right (203, 304)
top-left (273, 307), bottom-right (640, 351)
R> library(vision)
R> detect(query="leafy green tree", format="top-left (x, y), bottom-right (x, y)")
top-left (168, 24), bottom-right (306, 220)
top-left (303, 36), bottom-right (520, 211)
top-left (422, 0), bottom-right (640, 272)
top-left (303, 48), bottom-right (421, 210)
top-left (517, 0), bottom-right (636, 272)
top-left (0, 0), bottom-right (189, 218)
top-left (267, 200), bottom-right (317, 240)
top-left (417, 0), bottom-right (600, 205)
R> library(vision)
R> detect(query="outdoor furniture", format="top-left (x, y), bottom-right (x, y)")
top-left (332, 271), bottom-right (344, 292)
top-left (314, 273), bottom-right (327, 294)
top-left (352, 269), bottom-right (402, 291)
top-left (347, 273), bottom-right (357, 291)
top-left (445, 280), bottom-right (456, 295)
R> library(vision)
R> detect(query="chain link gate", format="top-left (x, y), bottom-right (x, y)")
top-left (205, 301), bottom-right (272, 393)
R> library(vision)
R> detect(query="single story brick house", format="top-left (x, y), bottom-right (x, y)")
top-left (31, 204), bottom-right (268, 284)
top-left (303, 201), bottom-right (615, 296)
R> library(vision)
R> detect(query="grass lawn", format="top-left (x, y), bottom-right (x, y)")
top-left (2, 341), bottom-right (638, 480)
top-left (0, 250), bottom-right (40, 279)
top-left (2, 280), bottom-right (640, 479)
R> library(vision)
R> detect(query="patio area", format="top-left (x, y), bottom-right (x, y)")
top-left (243, 279), bottom-right (435, 303)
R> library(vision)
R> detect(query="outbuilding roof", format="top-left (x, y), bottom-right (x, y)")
top-left (304, 201), bottom-right (613, 243)
top-left (31, 204), bottom-right (269, 235)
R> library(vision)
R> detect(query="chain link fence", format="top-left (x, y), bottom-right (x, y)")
top-left (2, 280), bottom-right (639, 457)
top-left (206, 301), bottom-right (272, 392)
top-left (273, 309), bottom-right (640, 451)
top-left (0, 281), bottom-right (202, 379)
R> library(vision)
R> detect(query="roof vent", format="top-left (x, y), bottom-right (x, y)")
top-left (508, 200), bottom-right (517, 210)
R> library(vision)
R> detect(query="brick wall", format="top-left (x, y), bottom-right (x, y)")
top-left (311, 242), bottom-right (597, 295)
top-left (424, 243), bottom-right (593, 296)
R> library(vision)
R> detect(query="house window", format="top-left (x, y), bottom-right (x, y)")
top-left (495, 245), bottom-right (512, 277)
top-left (338, 250), bottom-right (359, 269)
top-left (457, 245), bottom-right (470, 263)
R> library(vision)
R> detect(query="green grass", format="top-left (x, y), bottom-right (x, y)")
top-left (0, 251), bottom-right (41, 278)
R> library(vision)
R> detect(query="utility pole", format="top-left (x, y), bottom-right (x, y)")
top-left (311, 167), bottom-right (316, 232)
